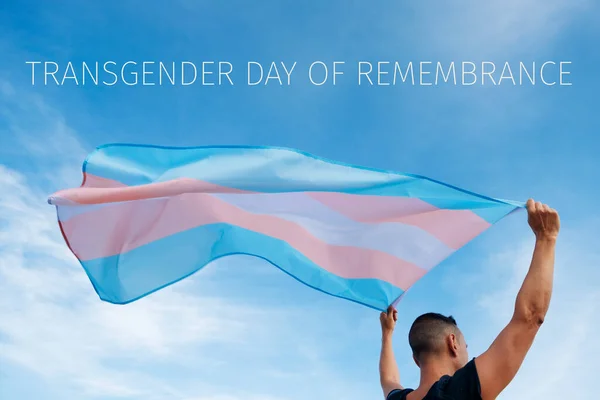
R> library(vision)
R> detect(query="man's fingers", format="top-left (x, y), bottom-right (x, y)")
top-left (380, 306), bottom-right (397, 323)
top-left (535, 201), bottom-right (543, 212)
top-left (526, 198), bottom-right (535, 210)
top-left (387, 305), bottom-right (395, 316)
top-left (526, 199), bottom-right (558, 215)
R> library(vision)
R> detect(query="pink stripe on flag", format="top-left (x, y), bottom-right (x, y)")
top-left (83, 174), bottom-right (128, 188)
top-left (52, 176), bottom-right (245, 205)
top-left (308, 192), bottom-right (490, 249)
top-left (59, 193), bottom-right (428, 291)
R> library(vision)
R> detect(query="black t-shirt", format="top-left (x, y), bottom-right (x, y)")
top-left (387, 358), bottom-right (481, 400)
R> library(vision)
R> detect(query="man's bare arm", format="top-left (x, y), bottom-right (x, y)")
top-left (379, 306), bottom-right (402, 398)
top-left (475, 199), bottom-right (559, 400)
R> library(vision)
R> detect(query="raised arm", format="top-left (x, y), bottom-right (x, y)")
top-left (379, 306), bottom-right (402, 398)
top-left (475, 199), bottom-right (559, 400)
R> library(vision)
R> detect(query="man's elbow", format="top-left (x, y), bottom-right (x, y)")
top-left (514, 306), bottom-right (546, 327)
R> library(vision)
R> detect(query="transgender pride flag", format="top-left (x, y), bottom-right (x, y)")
top-left (48, 144), bottom-right (523, 311)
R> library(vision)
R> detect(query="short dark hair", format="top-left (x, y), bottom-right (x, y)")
top-left (408, 313), bottom-right (458, 362)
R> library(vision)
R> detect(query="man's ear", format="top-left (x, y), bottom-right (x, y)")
top-left (447, 333), bottom-right (459, 357)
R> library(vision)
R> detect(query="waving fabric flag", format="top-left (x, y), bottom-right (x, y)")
top-left (48, 144), bottom-right (524, 311)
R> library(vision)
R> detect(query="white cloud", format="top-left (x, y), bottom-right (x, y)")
top-left (410, 0), bottom-right (593, 56)
top-left (0, 81), bottom-right (88, 190)
top-left (0, 162), bottom-right (264, 398)
top-left (472, 230), bottom-right (600, 399)
top-left (391, 0), bottom-right (597, 141)
top-left (0, 85), bottom-right (286, 399)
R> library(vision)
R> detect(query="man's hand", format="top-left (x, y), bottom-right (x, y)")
top-left (527, 199), bottom-right (560, 241)
top-left (380, 305), bottom-right (398, 335)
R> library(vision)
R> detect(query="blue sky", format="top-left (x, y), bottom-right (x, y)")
top-left (1, 1), bottom-right (599, 399)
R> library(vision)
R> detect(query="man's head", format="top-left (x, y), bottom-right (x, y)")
top-left (408, 313), bottom-right (468, 370)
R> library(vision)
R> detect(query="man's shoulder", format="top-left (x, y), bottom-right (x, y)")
top-left (434, 359), bottom-right (482, 399)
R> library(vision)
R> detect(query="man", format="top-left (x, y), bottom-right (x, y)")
top-left (379, 199), bottom-right (560, 400)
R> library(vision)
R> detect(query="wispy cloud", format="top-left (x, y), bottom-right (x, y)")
top-left (469, 229), bottom-right (600, 399)
top-left (0, 85), bottom-right (286, 399)
top-left (0, 160), bottom-right (254, 398)
top-left (408, 0), bottom-right (593, 56)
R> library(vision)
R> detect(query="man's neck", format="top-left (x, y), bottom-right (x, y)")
top-left (418, 359), bottom-right (458, 390)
